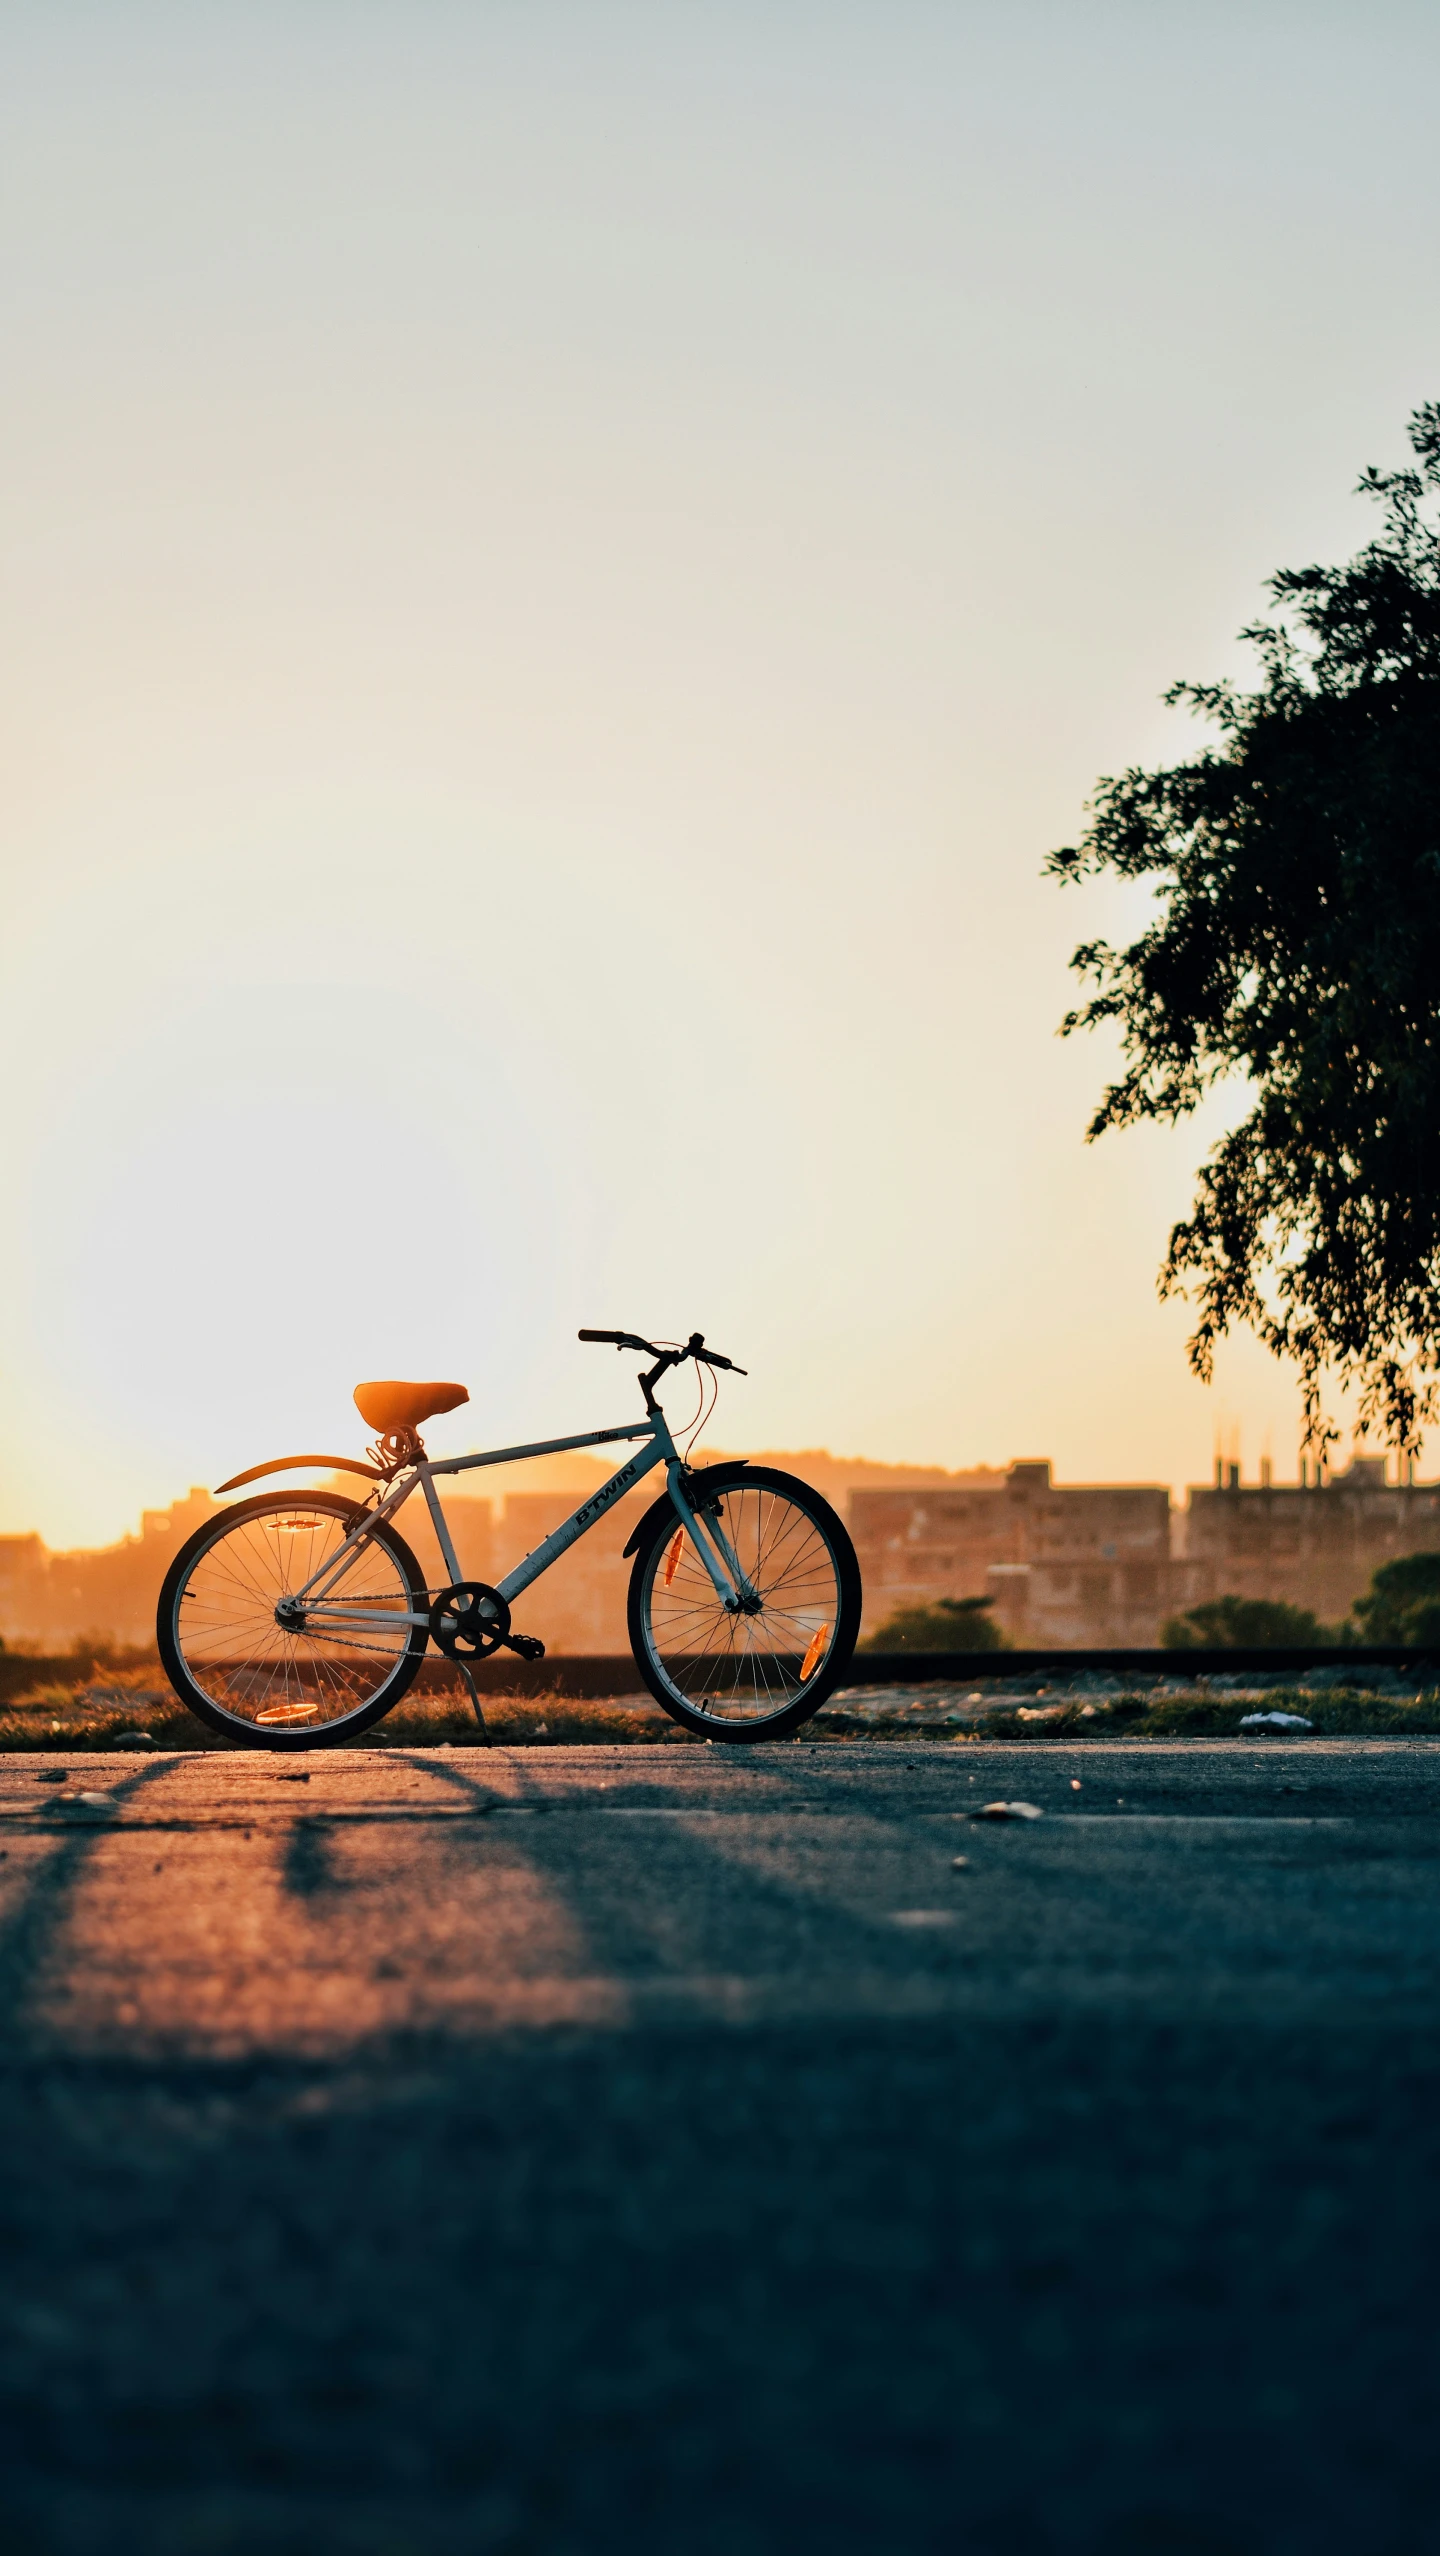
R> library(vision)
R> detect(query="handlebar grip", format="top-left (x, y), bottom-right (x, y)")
top-left (577, 1329), bottom-right (621, 1343)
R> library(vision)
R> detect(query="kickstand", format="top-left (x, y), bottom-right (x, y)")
top-left (455, 1658), bottom-right (490, 1741)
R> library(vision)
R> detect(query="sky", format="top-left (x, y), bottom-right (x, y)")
top-left (4, 0), bottom-right (1440, 1548)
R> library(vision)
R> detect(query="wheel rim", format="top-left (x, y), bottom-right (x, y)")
top-left (641, 1483), bottom-right (842, 1725)
top-left (170, 1502), bottom-right (418, 1733)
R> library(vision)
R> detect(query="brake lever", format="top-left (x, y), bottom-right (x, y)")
top-left (686, 1333), bottom-right (747, 1376)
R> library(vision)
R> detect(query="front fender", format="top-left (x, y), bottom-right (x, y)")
top-left (621, 1461), bottom-right (749, 1558)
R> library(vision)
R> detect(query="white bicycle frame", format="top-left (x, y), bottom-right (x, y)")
top-left (283, 1400), bottom-right (755, 1638)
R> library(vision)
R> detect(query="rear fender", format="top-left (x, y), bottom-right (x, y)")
top-left (621, 1461), bottom-right (749, 1559)
top-left (212, 1453), bottom-right (386, 1495)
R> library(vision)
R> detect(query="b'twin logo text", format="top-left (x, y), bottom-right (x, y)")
top-left (573, 1460), bottom-right (642, 1531)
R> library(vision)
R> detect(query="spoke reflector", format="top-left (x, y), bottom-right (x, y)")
top-left (800, 1623), bottom-right (830, 1682)
top-left (255, 1701), bottom-right (320, 1723)
top-left (663, 1530), bottom-right (685, 1588)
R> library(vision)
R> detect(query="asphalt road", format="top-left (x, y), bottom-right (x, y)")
top-left (2, 1737), bottom-right (1439, 2556)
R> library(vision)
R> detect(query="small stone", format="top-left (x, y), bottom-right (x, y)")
top-left (952, 1855), bottom-right (969, 1868)
top-left (35, 1770), bottom-right (67, 1785)
top-left (1071, 1778), bottom-right (1082, 1790)
top-left (126, 1731), bottom-right (161, 1750)
top-left (971, 1801), bottom-right (1044, 1821)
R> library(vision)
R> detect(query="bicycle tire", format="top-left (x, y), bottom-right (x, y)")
top-left (157, 1491), bottom-right (430, 1750)
top-left (627, 1464), bottom-right (861, 1741)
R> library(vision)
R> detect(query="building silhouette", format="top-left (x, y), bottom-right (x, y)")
top-left (1181, 1455), bottom-right (1440, 1625)
top-left (850, 1461), bottom-right (1172, 1645)
top-left (852, 1454), bottom-right (1440, 1643)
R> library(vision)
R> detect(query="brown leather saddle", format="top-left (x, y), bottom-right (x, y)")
top-left (352, 1380), bottom-right (469, 1435)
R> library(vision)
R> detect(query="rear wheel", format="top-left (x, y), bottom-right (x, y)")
top-left (628, 1465), bottom-right (860, 1740)
top-left (157, 1492), bottom-right (429, 1749)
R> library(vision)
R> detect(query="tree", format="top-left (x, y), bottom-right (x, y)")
top-left (1350, 1550), bottom-right (1440, 1645)
top-left (1050, 403), bottom-right (1440, 1457)
top-left (1161, 1593), bottom-right (1332, 1650)
top-left (859, 1594), bottom-right (1007, 1653)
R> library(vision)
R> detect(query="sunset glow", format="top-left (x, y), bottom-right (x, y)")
top-left (4, 5), bottom-right (1438, 1547)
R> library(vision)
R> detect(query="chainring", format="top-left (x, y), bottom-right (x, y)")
top-left (429, 1581), bottom-right (512, 1660)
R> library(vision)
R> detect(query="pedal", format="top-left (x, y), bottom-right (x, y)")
top-left (504, 1633), bottom-right (546, 1663)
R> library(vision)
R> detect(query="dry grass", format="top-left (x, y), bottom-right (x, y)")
top-left (0, 1669), bottom-right (693, 1751)
top-left (4, 1662), bottom-right (1440, 1750)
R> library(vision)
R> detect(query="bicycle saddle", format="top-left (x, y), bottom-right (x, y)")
top-left (353, 1380), bottom-right (469, 1433)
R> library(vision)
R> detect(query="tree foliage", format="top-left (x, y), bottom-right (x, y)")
top-left (860, 1594), bottom-right (1007, 1653)
top-left (1351, 1550), bottom-right (1440, 1646)
top-left (1161, 1593), bottom-right (1331, 1650)
top-left (1051, 404), bottom-right (1440, 1455)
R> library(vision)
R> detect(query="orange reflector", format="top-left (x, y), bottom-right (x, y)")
top-left (255, 1701), bottom-right (319, 1723)
top-left (799, 1624), bottom-right (830, 1682)
top-left (663, 1530), bottom-right (684, 1588)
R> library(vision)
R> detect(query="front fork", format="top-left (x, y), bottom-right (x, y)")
top-left (664, 1462), bottom-right (758, 1611)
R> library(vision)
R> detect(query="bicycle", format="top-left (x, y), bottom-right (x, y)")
top-left (156, 1330), bottom-right (862, 1749)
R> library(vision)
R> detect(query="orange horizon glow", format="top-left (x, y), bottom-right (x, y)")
top-left (4, 9), bottom-right (1435, 1550)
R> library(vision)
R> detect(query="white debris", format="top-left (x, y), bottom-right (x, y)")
top-left (1239, 1711), bottom-right (1313, 1732)
top-left (972, 1800), bottom-right (1045, 1821)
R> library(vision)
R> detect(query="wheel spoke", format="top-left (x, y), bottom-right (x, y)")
top-left (640, 1479), bottom-right (851, 1728)
top-left (165, 1499), bottom-right (421, 1738)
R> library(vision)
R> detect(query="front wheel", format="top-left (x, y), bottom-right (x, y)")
top-left (628, 1466), bottom-right (861, 1740)
top-left (157, 1492), bottom-right (430, 1749)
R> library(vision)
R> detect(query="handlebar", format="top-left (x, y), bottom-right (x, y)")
top-left (578, 1328), bottom-right (747, 1377)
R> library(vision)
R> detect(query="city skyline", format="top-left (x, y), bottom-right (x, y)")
top-left (3, 1434), bottom-right (1431, 1662)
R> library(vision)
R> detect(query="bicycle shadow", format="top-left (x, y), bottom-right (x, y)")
top-left (371, 1741), bottom-right (974, 2012)
top-left (0, 1757), bottom-right (187, 2054)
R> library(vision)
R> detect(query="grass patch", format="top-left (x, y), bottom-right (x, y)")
top-left (0, 1670), bottom-right (691, 1751)
top-left (6, 1664), bottom-right (1440, 1751)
